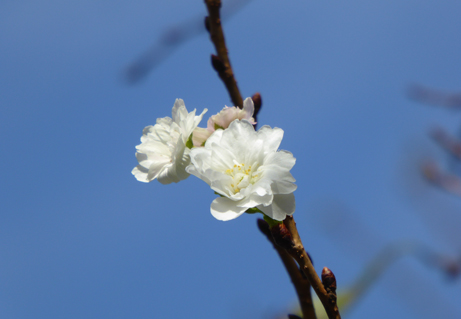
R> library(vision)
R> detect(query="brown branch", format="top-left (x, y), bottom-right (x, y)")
top-left (125, 0), bottom-right (254, 83)
top-left (282, 216), bottom-right (342, 319)
top-left (257, 219), bottom-right (317, 319)
top-left (205, 0), bottom-right (244, 107)
top-left (422, 161), bottom-right (461, 196)
top-left (407, 84), bottom-right (461, 109)
top-left (431, 127), bottom-right (461, 160)
top-left (341, 240), bottom-right (461, 314)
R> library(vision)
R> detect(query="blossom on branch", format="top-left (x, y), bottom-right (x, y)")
top-left (187, 120), bottom-right (296, 221)
top-left (132, 99), bottom-right (207, 184)
top-left (192, 97), bottom-right (256, 147)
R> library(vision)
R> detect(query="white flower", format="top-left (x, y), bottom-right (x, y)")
top-left (192, 97), bottom-right (256, 147)
top-left (132, 99), bottom-right (207, 184)
top-left (186, 120), bottom-right (296, 221)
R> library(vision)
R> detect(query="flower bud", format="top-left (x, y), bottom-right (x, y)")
top-left (270, 223), bottom-right (294, 250)
top-left (251, 92), bottom-right (262, 118)
top-left (322, 267), bottom-right (337, 293)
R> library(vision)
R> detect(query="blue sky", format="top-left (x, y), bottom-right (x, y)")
top-left (1, 1), bottom-right (461, 318)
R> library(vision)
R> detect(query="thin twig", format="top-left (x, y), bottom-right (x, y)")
top-left (283, 216), bottom-right (341, 319)
top-left (257, 219), bottom-right (317, 319)
top-left (205, 0), bottom-right (244, 107)
top-left (345, 241), bottom-right (461, 311)
top-left (422, 161), bottom-right (461, 197)
top-left (407, 84), bottom-right (461, 109)
top-left (431, 127), bottom-right (461, 160)
top-left (203, 2), bottom-right (327, 317)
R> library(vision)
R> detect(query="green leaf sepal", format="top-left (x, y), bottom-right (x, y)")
top-left (245, 207), bottom-right (263, 214)
top-left (185, 133), bottom-right (194, 149)
top-left (263, 215), bottom-right (283, 228)
top-left (244, 208), bottom-right (282, 227)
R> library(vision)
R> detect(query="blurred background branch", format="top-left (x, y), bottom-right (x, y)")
top-left (125, 0), bottom-right (253, 85)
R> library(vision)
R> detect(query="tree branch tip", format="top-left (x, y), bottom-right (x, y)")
top-left (251, 92), bottom-right (262, 116)
top-left (321, 267), bottom-right (337, 292)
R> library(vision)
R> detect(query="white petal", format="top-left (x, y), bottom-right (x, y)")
top-left (148, 161), bottom-right (171, 181)
top-left (237, 192), bottom-right (273, 208)
top-left (131, 165), bottom-right (149, 183)
top-left (225, 120), bottom-right (255, 141)
top-left (240, 97), bottom-right (255, 123)
top-left (218, 121), bottom-right (256, 162)
top-left (194, 108), bottom-right (208, 127)
top-left (271, 179), bottom-right (297, 194)
top-left (210, 197), bottom-right (247, 221)
top-left (242, 97), bottom-right (254, 114)
top-left (210, 144), bottom-right (236, 171)
top-left (155, 117), bottom-right (173, 128)
top-left (172, 99), bottom-right (188, 124)
top-left (258, 193), bottom-right (295, 221)
top-left (172, 138), bottom-right (190, 179)
top-left (257, 126), bottom-right (284, 153)
top-left (187, 147), bottom-right (213, 182)
top-left (179, 107), bottom-right (207, 140)
top-left (264, 150), bottom-right (296, 170)
top-left (157, 165), bottom-right (180, 185)
top-left (204, 129), bottom-right (224, 148)
top-left (247, 179), bottom-right (273, 197)
top-left (210, 175), bottom-right (235, 197)
top-left (192, 127), bottom-right (212, 147)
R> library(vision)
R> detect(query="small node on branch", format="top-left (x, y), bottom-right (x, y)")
top-left (211, 54), bottom-right (226, 74)
top-left (204, 16), bottom-right (210, 32)
top-left (322, 267), bottom-right (337, 303)
top-left (270, 223), bottom-right (294, 250)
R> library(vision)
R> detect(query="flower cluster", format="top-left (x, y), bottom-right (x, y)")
top-left (132, 98), bottom-right (296, 221)
top-left (132, 99), bottom-right (207, 184)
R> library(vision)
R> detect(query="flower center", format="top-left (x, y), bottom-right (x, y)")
top-left (225, 160), bottom-right (259, 193)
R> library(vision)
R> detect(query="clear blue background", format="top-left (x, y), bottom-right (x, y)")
top-left (1, 1), bottom-right (461, 318)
